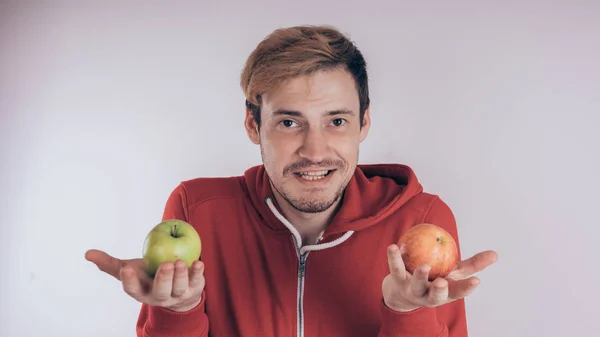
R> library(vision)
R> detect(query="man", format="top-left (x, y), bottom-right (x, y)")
top-left (86, 25), bottom-right (497, 336)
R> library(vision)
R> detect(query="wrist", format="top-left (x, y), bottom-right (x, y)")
top-left (383, 298), bottom-right (420, 313)
top-left (165, 296), bottom-right (202, 313)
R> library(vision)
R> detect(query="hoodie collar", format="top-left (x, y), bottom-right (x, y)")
top-left (242, 163), bottom-right (423, 238)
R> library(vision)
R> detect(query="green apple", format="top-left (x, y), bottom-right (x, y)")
top-left (142, 219), bottom-right (202, 277)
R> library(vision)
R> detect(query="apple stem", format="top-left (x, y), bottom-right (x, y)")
top-left (172, 224), bottom-right (178, 238)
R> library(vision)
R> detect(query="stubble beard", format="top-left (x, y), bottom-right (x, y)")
top-left (273, 178), bottom-right (347, 214)
top-left (260, 144), bottom-right (357, 214)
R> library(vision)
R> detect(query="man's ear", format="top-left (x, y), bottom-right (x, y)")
top-left (244, 107), bottom-right (260, 144)
top-left (359, 106), bottom-right (371, 143)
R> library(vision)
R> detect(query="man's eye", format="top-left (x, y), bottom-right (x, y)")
top-left (281, 120), bottom-right (297, 127)
top-left (332, 118), bottom-right (346, 127)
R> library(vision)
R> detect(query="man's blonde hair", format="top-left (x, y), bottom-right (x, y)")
top-left (240, 25), bottom-right (370, 127)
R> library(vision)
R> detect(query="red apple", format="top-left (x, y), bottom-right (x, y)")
top-left (397, 223), bottom-right (459, 281)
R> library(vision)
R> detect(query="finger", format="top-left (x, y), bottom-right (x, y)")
top-left (189, 260), bottom-right (205, 290)
top-left (409, 264), bottom-right (431, 297)
top-left (85, 249), bottom-right (124, 280)
top-left (426, 278), bottom-right (449, 306)
top-left (152, 262), bottom-right (175, 301)
top-left (387, 245), bottom-right (407, 281)
top-left (120, 264), bottom-right (146, 300)
top-left (448, 277), bottom-right (480, 301)
top-left (447, 250), bottom-right (498, 280)
top-left (171, 260), bottom-right (189, 297)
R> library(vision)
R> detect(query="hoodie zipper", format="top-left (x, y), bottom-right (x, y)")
top-left (293, 234), bottom-right (324, 337)
top-left (297, 251), bottom-right (308, 337)
top-left (291, 232), bottom-right (307, 337)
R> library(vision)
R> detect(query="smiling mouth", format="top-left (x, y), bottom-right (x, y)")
top-left (294, 169), bottom-right (335, 181)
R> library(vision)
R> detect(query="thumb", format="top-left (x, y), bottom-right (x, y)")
top-left (85, 249), bottom-right (124, 280)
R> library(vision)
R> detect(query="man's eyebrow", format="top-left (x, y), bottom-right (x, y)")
top-left (326, 109), bottom-right (355, 116)
top-left (272, 109), bottom-right (302, 117)
top-left (271, 109), bottom-right (356, 117)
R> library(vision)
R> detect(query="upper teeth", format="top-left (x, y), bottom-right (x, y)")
top-left (299, 170), bottom-right (329, 176)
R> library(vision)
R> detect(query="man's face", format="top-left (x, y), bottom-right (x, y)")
top-left (245, 68), bottom-right (371, 213)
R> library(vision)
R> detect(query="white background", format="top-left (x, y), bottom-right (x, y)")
top-left (2, 1), bottom-right (599, 336)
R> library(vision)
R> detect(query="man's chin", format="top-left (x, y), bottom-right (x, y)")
top-left (284, 191), bottom-right (342, 213)
top-left (288, 200), bottom-right (337, 214)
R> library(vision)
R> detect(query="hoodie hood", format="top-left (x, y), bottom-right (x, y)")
top-left (243, 163), bottom-right (424, 242)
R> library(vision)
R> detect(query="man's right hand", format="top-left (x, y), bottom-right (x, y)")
top-left (85, 249), bottom-right (205, 312)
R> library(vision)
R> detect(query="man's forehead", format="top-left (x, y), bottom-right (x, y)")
top-left (267, 70), bottom-right (355, 97)
top-left (261, 74), bottom-right (359, 117)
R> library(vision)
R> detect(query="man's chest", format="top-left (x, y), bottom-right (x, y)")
top-left (191, 213), bottom-right (396, 336)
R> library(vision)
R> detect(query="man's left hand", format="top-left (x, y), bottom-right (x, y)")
top-left (382, 244), bottom-right (498, 312)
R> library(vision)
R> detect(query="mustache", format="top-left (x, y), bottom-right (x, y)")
top-left (283, 159), bottom-right (347, 175)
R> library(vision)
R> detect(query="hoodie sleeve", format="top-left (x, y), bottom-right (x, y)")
top-left (378, 196), bottom-right (468, 337)
top-left (135, 183), bottom-right (210, 337)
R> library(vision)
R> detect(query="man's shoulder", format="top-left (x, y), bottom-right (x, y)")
top-left (401, 190), bottom-right (448, 216)
top-left (172, 174), bottom-right (247, 209)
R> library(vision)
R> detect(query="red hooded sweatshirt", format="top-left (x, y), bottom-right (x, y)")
top-left (135, 164), bottom-right (468, 337)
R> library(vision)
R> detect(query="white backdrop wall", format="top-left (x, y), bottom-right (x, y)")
top-left (1, 1), bottom-right (599, 336)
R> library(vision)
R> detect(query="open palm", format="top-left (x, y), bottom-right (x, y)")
top-left (85, 249), bottom-right (205, 312)
top-left (382, 244), bottom-right (498, 312)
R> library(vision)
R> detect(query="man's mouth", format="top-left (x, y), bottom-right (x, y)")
top-left (294, 169), bottom-right (335, 181)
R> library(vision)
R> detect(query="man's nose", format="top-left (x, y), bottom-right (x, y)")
top-left (298, 127), bottom-right (330, 163)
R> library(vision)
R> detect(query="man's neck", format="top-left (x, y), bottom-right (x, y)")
top-left (271, 190), bottom-right (341, 246)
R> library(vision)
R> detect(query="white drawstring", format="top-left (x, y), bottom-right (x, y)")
top-left (264, 196), bottom-right (354, 254)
